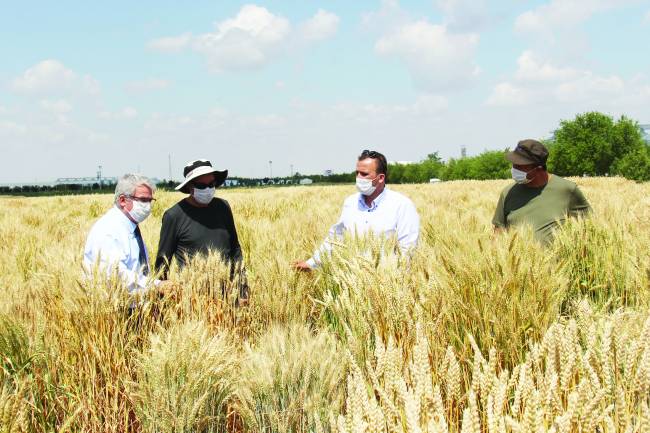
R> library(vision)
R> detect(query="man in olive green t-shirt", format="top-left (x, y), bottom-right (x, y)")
top-left (492, 139), bottom-right (591, 244)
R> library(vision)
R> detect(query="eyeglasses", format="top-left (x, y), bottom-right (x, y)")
top-left (361, 149), bottom-right (380, 158)
top-left (193, 181), bottom-right (217, 190)
top-left (125, 195), bottom-right (156, 203)
top-left (515, 145), bottom-right (543, 165)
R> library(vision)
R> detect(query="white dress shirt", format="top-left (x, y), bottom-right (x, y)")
top-left (83, 206), bottom-right (155, 294)
top-left (306, 188), bottom-right (420, 268)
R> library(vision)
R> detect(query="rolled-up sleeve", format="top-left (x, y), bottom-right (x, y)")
top-left (569, 185), bottom-right (591, 217)
top-left (492, 191), bottom-right (507, 228)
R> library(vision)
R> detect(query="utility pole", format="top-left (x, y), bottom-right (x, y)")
top-left (97, 165), bottom-right (103, 185)
top-left (269, 160), bottom-right (273, 179)
top-left (290, 164), bottom-right (293, 177)
top-left (168, 154), bottom-right (172, 181)
top-left (461, 145), bottom-right (467, 158)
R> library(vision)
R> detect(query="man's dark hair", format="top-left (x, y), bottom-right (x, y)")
top-left (358, 150), bottom-right (388, 182)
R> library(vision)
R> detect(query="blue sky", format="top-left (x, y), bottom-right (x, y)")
top-left (1, 0), bottom-right (649, 182)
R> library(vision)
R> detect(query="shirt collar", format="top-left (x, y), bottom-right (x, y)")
top-left (110, 205), bottom-right (138, 233)
top-left (358, 187), bottom-right (388, 211)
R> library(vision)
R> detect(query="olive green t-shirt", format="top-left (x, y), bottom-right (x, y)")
top-left (492, 175), bottom-right (591, 244)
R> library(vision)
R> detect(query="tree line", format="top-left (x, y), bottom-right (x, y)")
top-left (2, 111), bottom-right (648, 196)
top-left (388, 111), bottom-right (649, 183)
top-left (300, 111), bottom-right (650, 184)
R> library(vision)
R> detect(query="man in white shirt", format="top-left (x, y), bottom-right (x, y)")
top-left (83, 174), bottom-right (162, 295)
top-left (293, 150), bottom-right (420, 270)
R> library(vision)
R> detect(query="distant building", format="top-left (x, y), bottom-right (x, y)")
top-left (55, 176), bottom-right (118, 186)
top-left (224, 179), bottom-right (239, 187)
top-left (429, 178), bottom-right (441, 183)
top-left (299, 178), bottom-right (313, 185)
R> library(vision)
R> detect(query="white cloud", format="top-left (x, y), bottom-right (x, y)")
top-left (486, 51), bottom-right (635, 107)
top-left (486, 83), bottom-right (529, 106)
top-left (147, 33), bottom-right (192, 52)
top-left (192, 5), bottom-right (290, 71)
top-left (298, 9), bottom-right (339, 42)
top-left (39, 99), bottom-right (72, 114)
top-left (331, 94), bottom-right (448, 122)
top-left (11, 60), bottom-right (100, 96)
top-left (514, 0), bottom-right (642, 44)
top-left (514, 0), bottom-right (642, 59)
top-left (12, 60), bottom-right (76, 94)
top-left (124, 78), bottom-right (171, 94)
top-left (375, 20), bottom-right (479, 92)
top-left (514, 50), bottom-right (579, 82)
top-left (0, 120), bottom-right (27, 136)
top-left (436, 0), bottom-right (488, 32)
top-left (100, 107), bottom-right (138, 120)
top-left (554, 74), bottom-right (624, 102)
top-left (410, 94), bottom-right (449, 114)
top-left (515, 0), bottom-right (618, 34)
top-left (361, 0), bottom-right (411, 33)
top-left (148, 5), bottom-right (339, 72)
top-left (81, 75), bottom-right (101, 95)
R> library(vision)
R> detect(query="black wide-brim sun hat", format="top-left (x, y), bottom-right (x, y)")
top-left (175, 159), bottom-right (228, 194)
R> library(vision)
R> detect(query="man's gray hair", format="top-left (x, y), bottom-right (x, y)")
top-left (114, 174), bottom-right (157, 204)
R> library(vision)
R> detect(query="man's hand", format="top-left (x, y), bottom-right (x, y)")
top-left (292, 260), bottom-right (312, 272)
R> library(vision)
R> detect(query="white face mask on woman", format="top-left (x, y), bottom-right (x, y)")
top-left (128, 200), bottom-right (152, 223)
top-left (356, 177), bottom-right (377, 196)
top-left (511, 167), bottom-right (532, 184)
top-left (193, 187), bottom-right (215, 204)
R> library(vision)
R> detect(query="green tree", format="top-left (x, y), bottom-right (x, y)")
top-left (547, 112), bottom-right (645, 176)
top-left (388, 163), bottom-right (405, 183)
top-left (442, 150), bottom-right (510, 181)
top-left (611, 145), bottom-right (650, 182)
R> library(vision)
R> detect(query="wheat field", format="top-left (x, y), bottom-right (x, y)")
top-left (1, 178), bottom-right (649, 433)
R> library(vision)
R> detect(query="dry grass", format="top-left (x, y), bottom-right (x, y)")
top-left (0, 177), bottom-right (648, 432)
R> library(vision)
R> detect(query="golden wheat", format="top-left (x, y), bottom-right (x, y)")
top-left (0, 178), bottom-right (648, 432)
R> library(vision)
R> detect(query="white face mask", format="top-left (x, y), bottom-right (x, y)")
top-left (356, 176), bottom-right (377, 196)
top-left (128, 200), bottom-right (152, 224)
top-left (511, 167), bottom-right (531, 184)
top-left (193, 187), bottom-right (215, 204)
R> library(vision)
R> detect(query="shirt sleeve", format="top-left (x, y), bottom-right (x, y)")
top-left (492, 190), bottom-right (507, 228)
top-left (155, 210), bottom-right (177, 280)
top-left (306, 208), bottom-right (348, 269)
top-left (569, 185), bottom-right (591, 217)
top-left (84, 232), bottom-right (150, 295)
top-left (396, 199), bottom-right (420, 253)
